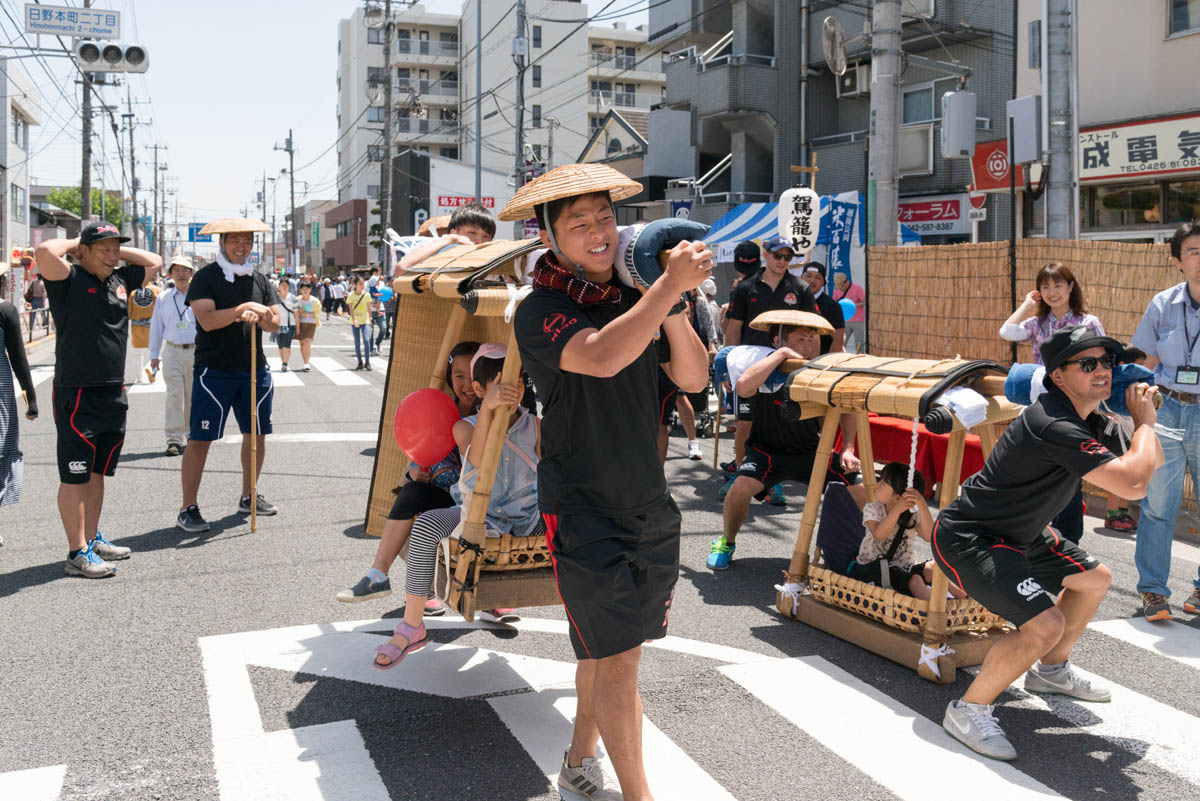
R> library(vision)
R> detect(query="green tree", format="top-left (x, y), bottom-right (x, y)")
top-left (45, 186), bottom-right (123, 228)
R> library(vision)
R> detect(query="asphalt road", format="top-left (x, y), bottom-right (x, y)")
top-left (2, 316), bottom-right (1199, 801)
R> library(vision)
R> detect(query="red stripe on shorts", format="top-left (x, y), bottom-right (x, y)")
top-left (931, 519), bottom-right (967, 591)
top-left (542, 512), bottom-right (593, 659)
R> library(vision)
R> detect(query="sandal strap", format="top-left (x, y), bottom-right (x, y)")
top-left (393, 620), bottom-right (426, 642)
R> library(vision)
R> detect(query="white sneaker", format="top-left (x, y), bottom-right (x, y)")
top-left (942, 700), bottom-right (1017, 761)
top-left (557, 750), bottom-right (621, 800)
top-left (687, 441), bottom-right (703, 460)
top-left (1024, 661), bottom-right (1111, 702)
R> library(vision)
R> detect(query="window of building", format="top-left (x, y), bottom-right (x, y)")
top-left (336, 220), bottom-right (353, 238)
top-left (1094, 182), bottom-right (1161, 227)
top-left (368, 106), bottom-right (385, 123)
top-left (901, 77), bottom-right (959, 124)
top-left (441, 147), bottom-right (459, 159)
top-left (11, 114), bottom-right (27, 149)
top-left (368, 27), bottom-right (384, 44)
top-left (395, 30), bottom-right (411, 53)
top-left (532, 104), bottom-right (542, 127)
top-left (532, 65), bottom-right (542, 88)
top-left (368, 145), bottom-right (385, 162)
top-left (11, 184), bottom-right (25, 223)
top-left (397, 67), bottom-right (411, 90)
top-left (1170, 0), bottom-right (1200, 35)
top-left (532, 25), bottom-right (542, 48)
top-left (607, 137), bottom-right (623, 155)
top-left (367, 185), bottom-right (380, 200)
top-left (1168, 180), bottom-right (1200, 221)
top-left (590, 115), bottom-right (602, 132)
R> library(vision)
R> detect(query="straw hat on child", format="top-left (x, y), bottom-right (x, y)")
top-left (749, 310), bottom-right (834, 334)
top-left (498, 163), bottom-right (642, 222)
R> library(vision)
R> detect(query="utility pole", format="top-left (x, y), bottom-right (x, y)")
top-left (1045, 0), bottom-right (1075, 239)
top-left (151, 145), bottom-right (163, 255)
top-left (261, 171), bottom-right (268, 266)
top-left (474, 0), bottom-right (482, 202)
top-left (381, 0), bottom-right (393, 264)
top-left (159, 167), bottom-right (168, 261)
top-left (275, 132), bottom-right (296, 270)
top-left (80, 0), bottom-right (94, 221)
top-left (513, 0), bottom-right (527, 193)
top-left (123, 88), bottom-right (139, 247)
top-left (867, 0), bottom-right (901, 246)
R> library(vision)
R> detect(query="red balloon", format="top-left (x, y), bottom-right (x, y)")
top-left (394, 388), bottom-right (460, 466)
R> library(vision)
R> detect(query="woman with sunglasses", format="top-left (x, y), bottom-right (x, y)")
top-left (999, 263), bottom-right (1134, 536)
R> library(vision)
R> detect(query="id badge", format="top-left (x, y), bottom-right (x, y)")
top-left (1176, 367), bottom-right (1200, 386)
top-left (175, 320), bottom-right (189, 331)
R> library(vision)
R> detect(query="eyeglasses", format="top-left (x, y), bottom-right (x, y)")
top-left (769, 251), bottom-right (795, 261)
top-left (1064, 353), bottom-right (1116, 372)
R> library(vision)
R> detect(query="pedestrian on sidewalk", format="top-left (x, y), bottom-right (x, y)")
top-left (347, 277), bottom-right (372, 371)
top-left (148, 254), bottom-right (198, 457)
top-left (832, 272), bottom-right (866, 353)
top-left (35, 223), bottom-right (163, 577)
top-left (331, 275), bottom-right (347, 316)
top-left (295, 281), bottom-right (320, 372)
top-left (1130, 219), bottom-right (1200, 620)
top-left (275, 277), bottom-right (298, 371)
top-left (176, 218), bottom-right (281, 534)
top-left (24, 272), bottom-right (47, 329)
top-left (0, 272), bottom-right (37, 527)
top-left (369, 277), bottom-right (387, 355)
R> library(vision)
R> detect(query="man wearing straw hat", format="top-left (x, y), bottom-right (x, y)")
top-left (504, 163), bottom-right (711, 801)
top-left (34, 223), bottom-right (163, 577)
top-left (149, 253), bottom-right (198, 456)
top-left (176, 218), bottom-right (281, 534)
top-left (709, 310), bottom-right (859, 570)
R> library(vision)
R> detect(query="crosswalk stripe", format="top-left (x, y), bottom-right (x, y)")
top-left (1088, 617), bottom-right (1200, 671)
top-left (25, 365), bottom-right (54, 388)
top-left (265, 357), bottom-right (304, 387)
top-left (721, 656), bottom-right (1065, 800)
top-left (966, 664), bottom-right (1200, 785)
top-left (0, 764), bottom-right (66, 801)
top-left (310, 356), bottom-right (369, 386)
top-left (218, 432), bottom-right (377, 444)
top-left (128, 379), bottom-right (165, 394)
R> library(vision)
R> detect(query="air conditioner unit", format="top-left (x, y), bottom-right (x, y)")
top-left (899, 124), bottom-right (934, 176)
top-left (902, 0), bottom-right (935, 19)
top-left (836, 63), bottom-right (870, 99)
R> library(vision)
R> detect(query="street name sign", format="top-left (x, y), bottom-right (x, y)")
top-left (24, 4), bottom-right (119, 38)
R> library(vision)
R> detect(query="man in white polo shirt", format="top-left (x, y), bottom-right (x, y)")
top-left (149, 254), bottom-right (198, 456)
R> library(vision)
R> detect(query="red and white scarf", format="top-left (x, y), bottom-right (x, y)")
top-left (531, 249), bottom-right (621, 307)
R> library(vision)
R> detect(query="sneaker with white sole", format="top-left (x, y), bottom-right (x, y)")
top-left (238, 494), bottom-right (278, 516)
top-left (942, 700), bottom-right (1017, 761)
top-left (687, 441), bottom-right (702, 460)
top-left (557, 750), bottom-right (621, 800)
top-left (177, 505), bottom-right (211, 534)
top-left (1023, 661), bottom-right (1111, 702)
top-left (336, 574), bottom-right (392, 603)
top-left (89, 532), bottom-right (131, 561)
top-left (65, 544), bottom-right (116, 579)
top-left (478, 608), bottom-right (520, 623)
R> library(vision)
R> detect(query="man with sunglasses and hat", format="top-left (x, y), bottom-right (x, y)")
top-left (34, 223), bottom-right (163, 577)
top-left (149, 253), bottom-right (198, 456)
top-left (933, 326), bottom-right (1162, 761)
top-left (504, 163), bottom-right (710, 801)
top-left (176, 218), bottom-right (281, 534)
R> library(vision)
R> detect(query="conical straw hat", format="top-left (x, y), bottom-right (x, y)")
top-left (498, 163), bottom-right (642, 221)
top-left (749, 309), bottom-right (834, 334)
top-left (418, 215), bottom-right (452, 236)
top-left (200, 218), bottom-right (270, 235)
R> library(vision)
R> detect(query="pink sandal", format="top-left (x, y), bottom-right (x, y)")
top-left (372, 620), bottom-right (428, 670)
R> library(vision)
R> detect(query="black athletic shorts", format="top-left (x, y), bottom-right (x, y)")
top-left (388, 480), bottom-right (454, 521)
top-left (737, 443), bottom-right (857, 500)
top-left (657, 370), bottom-right (678, 426)
top-left (545, 496), bottom-right (681, 660)
top-left (932, 514), bottom-right (1100, 628)
top-left (53, 385), bottom-right (128, 484)
top-left (736, 395), bottom-right (753, 422)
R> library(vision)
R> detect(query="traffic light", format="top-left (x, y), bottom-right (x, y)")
top-left (74, 42), bottom-right (149, 73)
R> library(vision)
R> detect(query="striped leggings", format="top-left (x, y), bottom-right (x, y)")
top-left (404, 506), bottom-right (546, 598)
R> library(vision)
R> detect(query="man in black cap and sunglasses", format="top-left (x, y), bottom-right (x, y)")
top-left (932, 326), bottom-right (1162, 761)
top-left (35, 223), bottom-right (163, 578)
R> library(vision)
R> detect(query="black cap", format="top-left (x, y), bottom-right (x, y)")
top-left (734, 240), bottom-right (761, 275)
top-left (80, 222), bottom-right (130, 245)
top-left (1040, 325), bottom-right (1123, 375)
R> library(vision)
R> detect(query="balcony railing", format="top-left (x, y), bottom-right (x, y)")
top-left (394, 118), bottom-right (459, 135)
top-left (588, 51), bottom-right (667, 73)
top-left (395, 39), bottom-right (459, 58)
top-left (590, 89), bottom-right (660, 109)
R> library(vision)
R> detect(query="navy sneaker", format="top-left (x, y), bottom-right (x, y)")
top-left (336, 574), bottom-right (392, 604)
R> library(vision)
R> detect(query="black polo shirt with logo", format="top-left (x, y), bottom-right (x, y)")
top-left (726, 270), bottom-right (816, 347)
top-left (812, 290), bottom-right (846, 354)
top-left (44, 263), bottom-right (146, 388)
top-left (746, 384), bottom-right (821, 455)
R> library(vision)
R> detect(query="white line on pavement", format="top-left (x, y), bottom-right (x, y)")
top-left (1088, 616), bottom-right (1200, 671)
top-left (0, 764), bottom-right (66, 801)
top-left (217, 432), bottom-right (377, 444)
top-left (309, 356), bottom-right (368, 386)
top-left (721, 657), bottom-right (1064, 800)
top-left (265, 357), bottom-right (304, 387)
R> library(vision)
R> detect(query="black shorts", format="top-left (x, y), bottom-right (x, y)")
top-left (737, 443), bottom-right (856, 499)
top-left (736, 395), bottom-right (753, 422)
top-left (932, 514), bottom-right (1100, 628)
top-left (53, 385), bottom-right (128, 484)
top-left (657, 371), bottom-right (678, 426)
top-left (545, 496), bottom-right (681, 660)
top-left (388, 480), bottom-right (454, 521)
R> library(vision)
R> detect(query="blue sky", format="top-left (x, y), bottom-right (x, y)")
top-left (11, 0), bottom-right (649, 232)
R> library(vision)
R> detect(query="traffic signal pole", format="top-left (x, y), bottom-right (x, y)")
top-left (80, 0), bottom-right (94, 221)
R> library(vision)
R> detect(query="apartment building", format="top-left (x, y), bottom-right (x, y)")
top-left (651, 0), bottom-right (1016, 244)
top-left (1, 57), bottom-right (42, 292)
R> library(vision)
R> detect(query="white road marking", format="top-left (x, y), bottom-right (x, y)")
top-left (1088, 617), bottom-right (1200, 671)
top-left (264, 357), bottom-right (304, 387)
top-left (128, 379), bottom-right (165, 394)
top-left (217, 432), bottom-right (377, 444)
top-left (965, 665), bottom-right (1200, 785)
top-left (0, 764), bottom-right (67, 801)
top-left (25, 364), bottom-right (54, 388)
top-left (721, 657), bottom-right (1064, 800)
top-left (309, 356), bottom-right (368, 386)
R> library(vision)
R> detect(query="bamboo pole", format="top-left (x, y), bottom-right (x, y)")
top-left (975, 421), bottom-right (997, 459)
top-left (855, 410), bottom-right (876, 498)
top-left (429, 306), bottom-right (467, 392)
top-left (249, 323), bottom-right (257, 533)
top-left (784, 408), bottom-right (842, 584)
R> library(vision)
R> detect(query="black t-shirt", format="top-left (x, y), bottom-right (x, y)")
top-left (186, 263), bottom-right (282, 371)
top-left (44, 263), bottom-right (146, 388)
top-left (515, 281), bottom-right (670, 517)
top-left (943, 390), bottom-right (1122, 545)
top-left (726, 270), bottom-right (816, 347)
top-left (813, 291), bottom-right (846, 355)
top-left (747, 384), bottom-right (820, 454)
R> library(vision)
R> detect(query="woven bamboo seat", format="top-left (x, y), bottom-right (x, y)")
top-left (442, 531), bottom-right (552, 571)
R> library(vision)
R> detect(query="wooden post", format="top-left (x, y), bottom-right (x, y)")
top-left (448, 323), bottom-right (524, 620)
top-left (975, 421), bottom-right (997, 459)
top-left (789, 152), bottom-right (820, 192)
top-left (855, 410), bottom-right (876, 498)
top-left (429, 305), bottom-right (468, 391)
top-left (784, 407), bottom-right (842, 584)
top-left (920, 427), bottom-right (966, 683)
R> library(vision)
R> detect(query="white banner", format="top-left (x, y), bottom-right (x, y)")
top-left (1080, 113), bottom-right (1200, 182)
